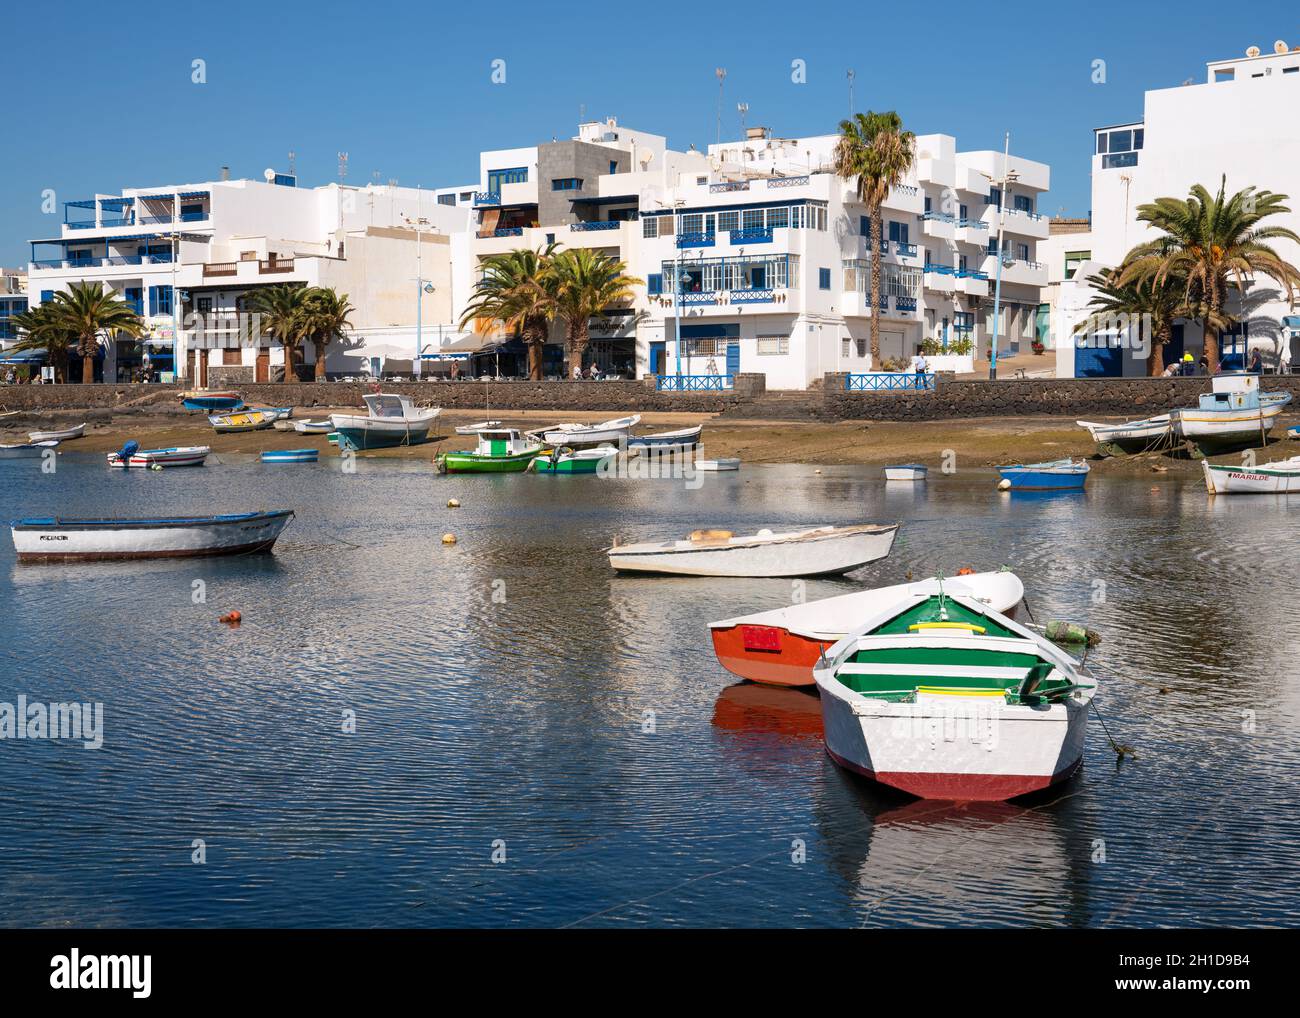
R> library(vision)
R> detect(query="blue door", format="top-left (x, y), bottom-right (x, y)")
top-left (725, 341), bottom-right (740, 377)
top-left (650, 341), bottom-right (665, 375)
top-left (1075, 342), bottom-right (1122, 377)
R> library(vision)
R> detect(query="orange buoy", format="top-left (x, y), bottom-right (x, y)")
top-left (219, 610), bottom-right (242, 626)
top-left (957, 567), bottom-right (975, 576)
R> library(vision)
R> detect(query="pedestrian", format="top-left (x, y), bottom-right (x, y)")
top-left (1249, 348), bottom-right (1263, 374)
top-left (1198, 354), bottom-right (1210, 375)
top-left (915, 353), bottom-right (928, 380)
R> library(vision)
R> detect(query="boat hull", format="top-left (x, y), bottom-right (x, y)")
top-left (1076, 416), bottom-right (1171, 451)
top-left (709, 571), bottom-right (1025, 687)
top-left (817, 679), bottom-right (1088, 801)
top-left (532, 449), bottom-right (617, 474)
top-left (330, 411), bottom-right (439, 449)
top-left (610, 524), bottom-right (897, 578)
top-left (998, 467), bottom-right (1087, 491)
top-left (29, 423), bottom-right (86, 443)
top-left (108, 446), bottom-right (209, 468)
top-left (628, 426), bottom-right (702, 450)
top-left (437, 449), bottom-right (538, 473)
top-left (183, 395), bottom-right (243, 412)
top-left (0, 442), bottom-right (57, 459)
top-left (884, 465), bottom-right (927, 482)
top-left (1171, 403), bottom-right (1284, 446)
top-left (11, 510), bottom-right (293, 563)
top-left (262, 449), bottom-right (318, 463)
top-left (1202, 459), bottom-right (1300, 494)
top-left (209, 411), bottom-right (276, 432)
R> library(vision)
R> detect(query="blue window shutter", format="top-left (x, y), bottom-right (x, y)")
top-left (818, 268), bottom-right (831, 290)
top-left (40, 289), bottom-right (54, 304)
top-left (860, 215), bottom-right (870, 236)
top-left (648, 273), bottom-right (663, 295)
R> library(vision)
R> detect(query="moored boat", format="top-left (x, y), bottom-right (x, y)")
top-left (1169, 373), bottom-right (1291, 449)
top-left (997, 458), bottom-right (1089, 491)
top-left (694, 458), bottom-right (740, 471)
top-left (262, 449), bottom-right (319, 464)
top-left (530, 444), bottom-right (619, 474)
top-left (607, 522), bottom-right (898, 578)
top-left (28, 423), bottom-right (86, 443)
top-left (884, 463), bottom-right (927, 482)
top-left (436, 428), bottom-right (540, 473)
top-left (537, 414), bottom-right (640, 447)
top-left (11, 510), bottom-right (294, 562)
top-left (0, 440), bottom-right (59, 459)
top-left (181, 391), bottom-right (243, 412)
top-left (813, 579), bottom-right (1095, 800)
top-left (1076, 414), bottom-right (1171, 452)
top-left (107, 443), bottom-right (209, 468)
top-left (455, 420), bottom-right (503, 435)
top-left (208, 409), bottom-right (278, 433)
top-left (1202, 455), bottom-right (1300, 494)
top-left (709, 570), bottom-right (1025, 687)
top-left (294, 418), bottom-right (333, 434)
top-left (330, 393), bottom-right (441, 450)
top-left (628, 425), bottom-right (702, 450)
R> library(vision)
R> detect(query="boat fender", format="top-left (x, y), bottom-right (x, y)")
top-left (441, 533), bottom-right (457, 545)
top-left (447, 499), bottom-right (461, 508)
top-left (1044, 620), bottom-right (1101, 646)
top-left (997, 479), bottom-right (1012, 491)
top-left (219, 610), bottom-right (241, 627)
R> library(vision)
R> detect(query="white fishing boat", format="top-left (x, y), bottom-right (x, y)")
top-left (1203, 456), bottom-right (1300, 494)
top-left (208, 409), bottom-right (278, 433)
top-left (11, 510), bottom-right (294, 562)
top-left (883, 464), bottom-right (927, 482)
top-left (28, 422), bottom-right (86, 443)
top-left (607, 522), bottom-right (898, 578)
top-left (695, 458), bottom-right (740, 471)
top-left (107, 444), bottom-right (210, 468)
top-left (1075, 414), bottom-right (1171, 451)
top-left (1169, 374), bottom-right (1291, 448)
top-left (628, 425), bottom-right (703, 450)
top-left (537, 414), bottom-right (640, 447)
top-left (329, 393), bottom-right (441, 449)
top-left (813, 579), bottom-right (1095, 801)
top-left (709, 570), bottom-right (1025, 687)
top-left (294, 418), bottom-right (333, 434)
top-left (0, 440), bottom-right (59, 459)
top-left (455, 420), bottom-right (503, 435)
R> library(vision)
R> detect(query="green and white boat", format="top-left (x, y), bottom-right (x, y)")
top-left (530, 444), bottom-right (619, 475)
top-left (436, 428), bottom-right (541, 474)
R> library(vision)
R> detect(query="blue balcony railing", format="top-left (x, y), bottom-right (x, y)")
top-left (730, 288), bottom-right (775, 304)
top-left (571, 220), bottom-right (620, 232)
top-left (895, 242), bottom-right (917, 257)
top-left (107, 256), bottom-right (144, 266)
top-left (677, 231), bottom-right (716, 249)
top-left (730, 227), bottom-right (772, 244)
top-left (896, 296), bottom-right (917, 312)
top-left (473, 191), bottom-right (501, 206)
top-left (139, 215), bottom-right (172, 225)
top-left (957, 217), bottom-right (987, 230)
top-left (494, 227), bottom-right (523, 237)
top-left (31, 259), bottom-right (62, 269)
top-left (680, 291), bottom-right (719, 305)
top-left (709, 181), bottom-right (749, 193)
top-left (179, 211), bottom-right (208, 222)
top-left (846, 372), bottom-right (935, 392)
top-left (767, 175), bottom-right (810, 188)
top-left (924, 263), bottom-right (954, 275)
top-left (67, 221), bottom-right (97, 230)
top-left (922, 211), bottom-right (955, 224)
top-left (656, 374), bottom-right (735, 391)
top-left (955, 268), bottom-right (989, 280)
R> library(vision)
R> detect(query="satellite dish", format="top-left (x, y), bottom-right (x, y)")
top-left (639, 150), bottom-right (654, 169)
top-left (1246, 45), bottom-right (1261, 57)
top-left (263, 168), bottom-right (276, 181)
top-left (1275, 40), bottom-right (1289, 54)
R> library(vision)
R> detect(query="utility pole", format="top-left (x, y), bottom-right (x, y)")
top-left (715, 68), bottom-right (726, 146)
top-left (847, 69), bottom-right (855, 117)
top-left (983, 131), bottom-right (1019, 381)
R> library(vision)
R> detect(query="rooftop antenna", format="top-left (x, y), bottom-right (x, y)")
top-left (337, 151), bottom-right (348, 184)
top-left (847, 69), bottom-right (856, 117)
top-left (288, 150), bottom-right (296, 176)
top-left (372, 170), bottom-right (382, 186)
top-left (737, 102), bottom-right (749, 138)
top-left (715, 68), bottom-right (726, 146)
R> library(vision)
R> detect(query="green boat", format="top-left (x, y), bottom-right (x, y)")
top-left (530, 444), bottom-right (619, 475)
top-left (436, 429), bottom-right (541, 473)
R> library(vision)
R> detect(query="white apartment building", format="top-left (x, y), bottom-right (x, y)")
top-left (1052, 39), bottom-right (1300, 377)
top-left (459, 119), bottom-right (1050, 388)
top-left (26, 174), bottom-right (470, 383)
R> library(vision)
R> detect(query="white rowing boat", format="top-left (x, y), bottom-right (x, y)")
top-left (28, 423), bottom-right (86, 443)
top-left (628, 425), bottom-right (703, 450)
top-left (537, 414), bottom-right (640, 447)
top-left (1076, 415), bottom-right (1171, 451)
top-left (883, 463), bottom-right (927, 482)
top-left (294, 419), bottom-right (333, 434)
top-left (695, 458), bottom-right (740, 471)
top-left (813, 579), bottom-right (1094, 801)
top-left (455, 420), bottom-right (503, 435)
top-left (709, 570), bottom-right (1025, 687)
top-left (11, 510), bottom-right (294, 562)
top-left (0, 440), bottom-right (59, 459)
top-left (607, 523), bottom-right (898, 578)
top-left (1203, 456), bottom-right (1300, 494)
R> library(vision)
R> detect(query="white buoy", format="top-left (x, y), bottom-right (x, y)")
top-left (447, 498), bottom-right (460, 508)
top-left (441, 533), bottom-right (457, 544)
top-left (997, 478), bottom-right (1012, 491)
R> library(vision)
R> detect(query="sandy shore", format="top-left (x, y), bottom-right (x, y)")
top-left (7, 405), bottom-right (1299, 474)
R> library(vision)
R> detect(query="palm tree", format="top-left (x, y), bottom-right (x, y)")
top-left (549, 248), bottom-right (641, 374)
top-left (245, 284), bottom-right (311, 382)
top-left (302, 287), bottom-right (355, 380)
top-left (834, 111), bottom-right (916, 366)
top-left (460, 245), bottom-right (558, 380)
top-left (1125, 176), bottom-right (1300, 373)
top-left (49, 281), bottom-right (144, 384)
top-left (8, 304), bottom-right (73, 382)
top-left (1077, 263), bottom-right (1187, 376)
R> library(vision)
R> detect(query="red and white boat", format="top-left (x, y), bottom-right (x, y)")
top-left (107, 445), bottom-right (210, 468)
top-left (709, 570), bottom-right (1024, 687)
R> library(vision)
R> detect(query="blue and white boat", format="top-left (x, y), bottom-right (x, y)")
top-left (884, 463), bottom-right (927, 482)
top-left (180, 391), bottom-right (243, 412)
top-left (997, 458), bottom-right (1089, 491)
top-left (261, 449), bottom-right (318, 464)
top-left (11, 510), bottom-right (294, 562)
top-left (628, 425), bottom-right (703, 450)
top-left (1169, 374), bottom-right (1291, 450)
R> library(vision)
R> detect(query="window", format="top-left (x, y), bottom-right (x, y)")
top-left (149, 285), bottom-right (173, 316)
top-left (988, 187), bottom-right (1002, 209)
top-left (717, 211), bottom-right (740, 232)
top-left (1064, 250), bottom-right (1091, 279)
top-left (40, 290), bottom-right (54, 304)
top-left (860, 215), bottom-right (870, 237)
top-left (888, 221), bottom-right (909, 244)
top-left (642, 217), bottom-right (659, 238)
top-left (742, 209), bottom-right (764, 231)
top-left (459, 191), bottom-right (473, 201)
top-left (987, 238), bottom-right (999, 256)
top-left (647, 273), bottom-right (663, 295)
top-left (959, 203), bottom-right (968, 220)
top-left (689, 338), bottom-right (718, 356)
top-left (1133, 128), bottom-right (1144, 150)
top-left (818, 268), bottom-right (831, 290)
top-left (545, 233), bottom-right (555, 245)
top-left (609, 160), bottom-right (618, 175)
top-left (437, 194), bottom-right (456, 206)
top-left (924, 196), bottom-right (932, 213)
top-left (1102, 152), bottom-right (1138, 169)
top-left (1017, 243), bottom-right (1029, 262)
top-left (1285, 66), bottom-right (1299, 74)
top-left (552, 177), bottom-right (583, 191)
top-left (1014, 194), bottom-right (1033, 213)
top-left (767, 207), bottom-right (789, 230)
top-left (757, 335), bottom-right (789, 355)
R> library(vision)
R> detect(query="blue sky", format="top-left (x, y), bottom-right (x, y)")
top-left (3, 0), bottom-right (1295, 265)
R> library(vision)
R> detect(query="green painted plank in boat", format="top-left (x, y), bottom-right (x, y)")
top-left (869, 597), bottom-right (1020, 638)
top-left (850, 646), bottom-right (1041, 668)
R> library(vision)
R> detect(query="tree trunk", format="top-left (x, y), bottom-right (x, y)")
top-left (572, 323), bottom-right (589, 377)
top-left (283, 343), bottom-right (298, 383)
top-left (869, 201), bottom-right (883, 366)
top-left (314, 341), bottom-right (328, 380)
top-left (1148, 326), bottom-right (1169, 377)
top-left (82, 352), bottom-right (95, 384)
top-left (1203, 318), bottom-right (1219, 375)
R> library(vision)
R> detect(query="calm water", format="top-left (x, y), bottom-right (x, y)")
top-left (1, 450), bottom-right (1298, 928)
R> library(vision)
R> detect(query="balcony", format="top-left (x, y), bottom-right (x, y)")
top-left (730, 227), bottom-right (772, 244)
top-left (677, 231), bottom-right (716, 249)
top-left (570, 220), bottom-right (621, 232)
top-left (982, 205), bottom-right (1050, 239)
top-left (709, 181), bottom-right (750, 194)
top-left (730, 288), bottom-right (776, 305)
top-left (259, 258), bottom-right (295, 274)
top-left (920, 211), bottom-right (955, 240)
top-left (473, 191), bottom-right (501, 207)
top-left (179, 211), bottom-right (208, 222)
top-left (680, 290), bottom-right (720, 305)
top-left (896, 296), bottom-right (918, 312)
top-left (980, 255), bottom-right (1048, 287)
top-left (30, 259), bottom-right (63, 269)
top-left (923, 263), bottom-right (957, 293)
top-left (204, 262), bottom-right (239, 277)
top-left (493, 227), bottom-right (524, 237)
top-left (895, 242), bottom-right (917, 258)
top-left (766, 175), bottom-right (810, 189)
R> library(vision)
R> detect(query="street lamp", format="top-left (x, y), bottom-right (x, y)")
top-left (981, 132), bottom-right (1020, 381)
